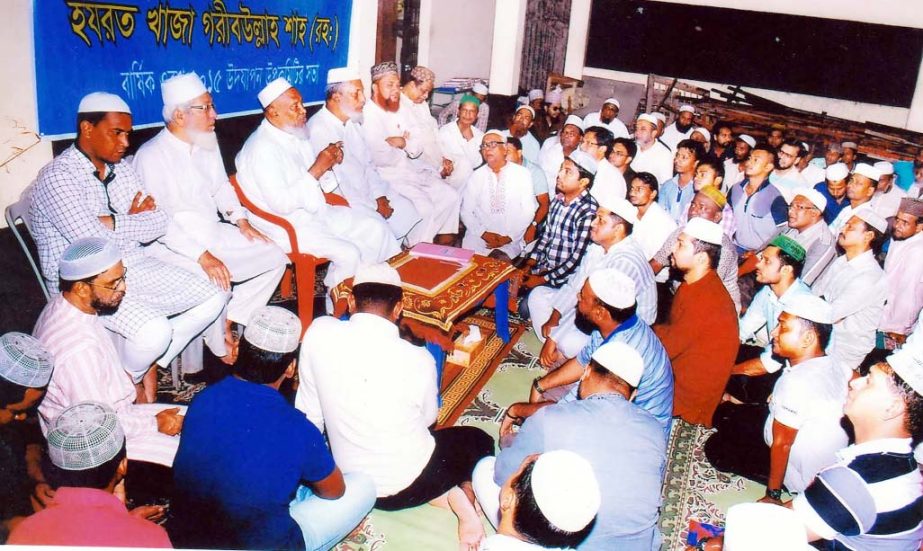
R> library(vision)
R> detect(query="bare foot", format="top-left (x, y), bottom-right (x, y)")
top-left (448, 486), bottom-right (484, 551)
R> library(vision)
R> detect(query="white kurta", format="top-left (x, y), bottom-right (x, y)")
top-left (235, 119), bottom-right (399, 287)
top-left (634, 202), bottom-right (678, 282)
top-left (722, 158), bottom-right (746, 192)
top-left (461, 162), bottom-right (538, 258)
top-left (582, 111), bottom-right (630, 139)
top-left (296, 313), bottom-right (438, 498)
top-left (361, 100), bottom-right (461, 242)
top-left (399, 93), bottom-right (445, 171)
top-left (133, 129), bottom-right (288, 326)
top-left (306, 106), bottom-right (421, 241)
top-left (871, 184), bottom-right (907, 219)
top-left (660, 123), bottom-right (693, 152)
top-left (537, 139), bottom-right (566, 193)
top-left (812, 250), bottom-right (888, 371)
top-left (631, 141), bottom-right (674, 184)
top-left (437, 120), bottom-right (484, 190)
top-left (591, 159), bottom-right (628, 201)
top-left (769, 168), bottom-right (807, 194)
top-left (34, 295), bottom-right (185, 467)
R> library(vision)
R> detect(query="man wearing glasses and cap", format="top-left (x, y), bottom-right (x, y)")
top-left (134, 72), bottom-right (288, 367)
top-left (781, 187), bottom-right (837, 285)
top-left (630, 114), bottom-right (674, 185)
top-left (34, 237), bottom-right (186, 468)
top-left (460, 131), bottom-right (538, 261)
top-left (30, 91), bottom-right (227, 403)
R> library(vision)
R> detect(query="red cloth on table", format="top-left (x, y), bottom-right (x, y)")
top-left (654, 270), bottom-right (740, 427)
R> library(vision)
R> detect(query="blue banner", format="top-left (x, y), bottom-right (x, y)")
top-left (34, 0), bottom-right (353, 137)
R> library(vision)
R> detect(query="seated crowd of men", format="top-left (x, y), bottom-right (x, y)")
top-left (2, 59), bottom-right (923, 551)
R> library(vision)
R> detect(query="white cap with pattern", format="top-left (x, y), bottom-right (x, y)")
top-left (244, 306), bottom-right (302, 354)
top-left (258, 77), bottom-right (294, 108)
top-left (852, 205), bottom-right (888, 233)
top-left (888, 350), bottom-right (923, 396)
top-left (0, 332), bottom-right (54, 388)
top-left (528, 89), bottom-right (544, 101)
top-left (59, 237), bottom-right (122, 281)
top-left (788, 187), bottom-right (827, 211)
top-left (47, 401), bottom-right (125, 471)
top-left (531, 450), bottom-right (601, 533)
top-left (327, 67), bottom-right (362, 84)
top-left (353, 263), bottom-right (402, 287)
top-left (781, 294), bottom-right (834, 325)
top-left (591, 340), bottom-right (644, 387)
top-left (826, 162), bottom-right (849, 182)
top-left (683, 217), bottom-right (723, 246)
top-left (568, 149), bottom-right (597, 175)
top-left (587, 268), bottom-right (636, 309)
top-left (853, 162), bottom-right (882, 182)
top-left (161, 72), bottom-right (208, 106)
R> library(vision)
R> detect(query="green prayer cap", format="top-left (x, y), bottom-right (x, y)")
top-left (768, 235), bottom-right (806, 264)
top-left (459, 94), bottom-right (481, 107)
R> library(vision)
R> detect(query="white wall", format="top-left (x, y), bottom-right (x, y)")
top-left (418, 0), bottom-right (496, 85)
top-left (567, 0), bottom-right (923, 131)
top-left (0, 1), bottom-right (53, 227)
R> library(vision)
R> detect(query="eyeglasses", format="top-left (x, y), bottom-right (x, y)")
top-left (88, 270), bottom-right (128, 291)
top-left (480, 141), bottom-right (504, 150)
top-left (188, 104), bottom-right (216, 113)
top-left (787, 204), bottom-right (817, 212)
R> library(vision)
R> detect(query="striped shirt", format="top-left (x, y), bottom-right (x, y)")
top-left (793, 438), bottom-right (923, 550)
top-left (550, 238), bottom-right (658, 325)
top-left (531, 190), bottom-right (598, 287)
top-left (33, 295), bottom-right (181, 467)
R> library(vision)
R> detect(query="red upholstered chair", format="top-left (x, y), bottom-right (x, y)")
top-left (229, 174), bottom-right (348, 337)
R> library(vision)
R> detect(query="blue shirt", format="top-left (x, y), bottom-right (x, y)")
top-left (813, 182), bottom-right (851, 225)
top-left (729, 178), bottom-right (788, 252)
top-left (576, 316), bottom-right (674, 436)
top-left (173, 376), bottom-right (336, 550)
top-left (495, 393), bottom-right (666, 550)
top-left (657, 175), bottom-right (695, 224)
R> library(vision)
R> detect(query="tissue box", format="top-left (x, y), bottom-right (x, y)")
top-left (448, 329), bottom-right (485, 367)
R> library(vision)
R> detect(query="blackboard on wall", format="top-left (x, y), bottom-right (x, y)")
top-left (586, 0), bottom-right (923, 107)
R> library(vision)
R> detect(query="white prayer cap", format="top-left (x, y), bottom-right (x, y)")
top-left (516, 96), bottom-right (528, 106)
top-left (603, 97), bottom-right (620, 109)
top-left (326, 66), bottom-right (361, 84)
top-left (691, 127), bottom-right (711, 142)
top-left (59, 237), bottom-right (122, 281)
top-left (516, 105), bottom-right (536, 118)
top-left (77, 92), bottom-right (131, 115)
top-left (47, 402), bottom-right (125, 471)
top-left (841, 141), bottom-right (858, 150)
top-left (0, 332), bottom-right (54, 388)
top-left (781, 294), bottom-right (834, 325)
top-left (258, 77), bottom-right (294, 108)
top-left (587, 268), bottom-right (636, 309)
top-left (888, 350), bottom-right (923, 396)
top-left (472, 82), bottom-right (489, 96)
top-left (564, 114), bottom-right (584, 132)
top-left (568, 149), bottom-right (597, 175)
top-left (724, 503), bottom-right (811, 551)
top-left (826, 162), bottom-right (849, 182)
top-left (737, 134), bottom-right (756, 148)
top-left (353, 262), bottom-right (402, 287)
top-left (483, 129), bottom-right (507, 142)
top-left (528, 89), bottom-right (544, 102)
top-left (874, 161), bottom-right (894, 175)
top-left (651, 112), bottom-right (666, 124)
top-left (531, 450), bottom-right (600, 533)
top-left (853, 162), bottom-right (881, 182)
top-left (590, 341), bottom-right (644, 387)
top-left (161, 72), bottom-right (208, 106)
top-left (636, 113), bottom-right (658, 127)
top-left (245, 306), bottom-right (302, 354)
top-left (596, 193), bottom-right (638, 225)
top-left (545, 86), bottom-right (563, 105)
top-left (788, 187), bottom-right (827, 211)
top-left (683, 217), bottom-right (723, 246)
top-left (852, 205), bottom-right (888, 233)
top-left (678, 104), bottom-right (695, 113)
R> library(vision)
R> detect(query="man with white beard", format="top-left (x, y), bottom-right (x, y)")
top-left (235, 78), bottom-right (400, 290)
top-left (361, 61), bottom-right (460, 245)
top-left (306, 67), bottom-right (422, 245)
top-left (134, 73), bottom-right (288, 364)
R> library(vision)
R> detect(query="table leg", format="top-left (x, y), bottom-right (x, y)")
top-left (426, 341), bottom-right (446, 407)
top-left (494, 280), bottom-right (511, 343)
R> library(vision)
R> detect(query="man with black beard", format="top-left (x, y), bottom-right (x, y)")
top-left (660, 104), bottom-right (696, 152)
top-left (722, 134), bottom-right (755, 191)
top-left (711, 121), bottom-right (735, 161)
top-left (502, 105), bottom-right (542, 164)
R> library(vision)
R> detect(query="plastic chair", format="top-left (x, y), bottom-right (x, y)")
top-left (5, 183), bottom-right (50, 302)
top-left (229, 175), bottom-right (348, 337)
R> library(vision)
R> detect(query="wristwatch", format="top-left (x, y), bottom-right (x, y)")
top-left (532, 376), bottom-right (545, 394)
top-left (765, 488), bottom-right (783, 500)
